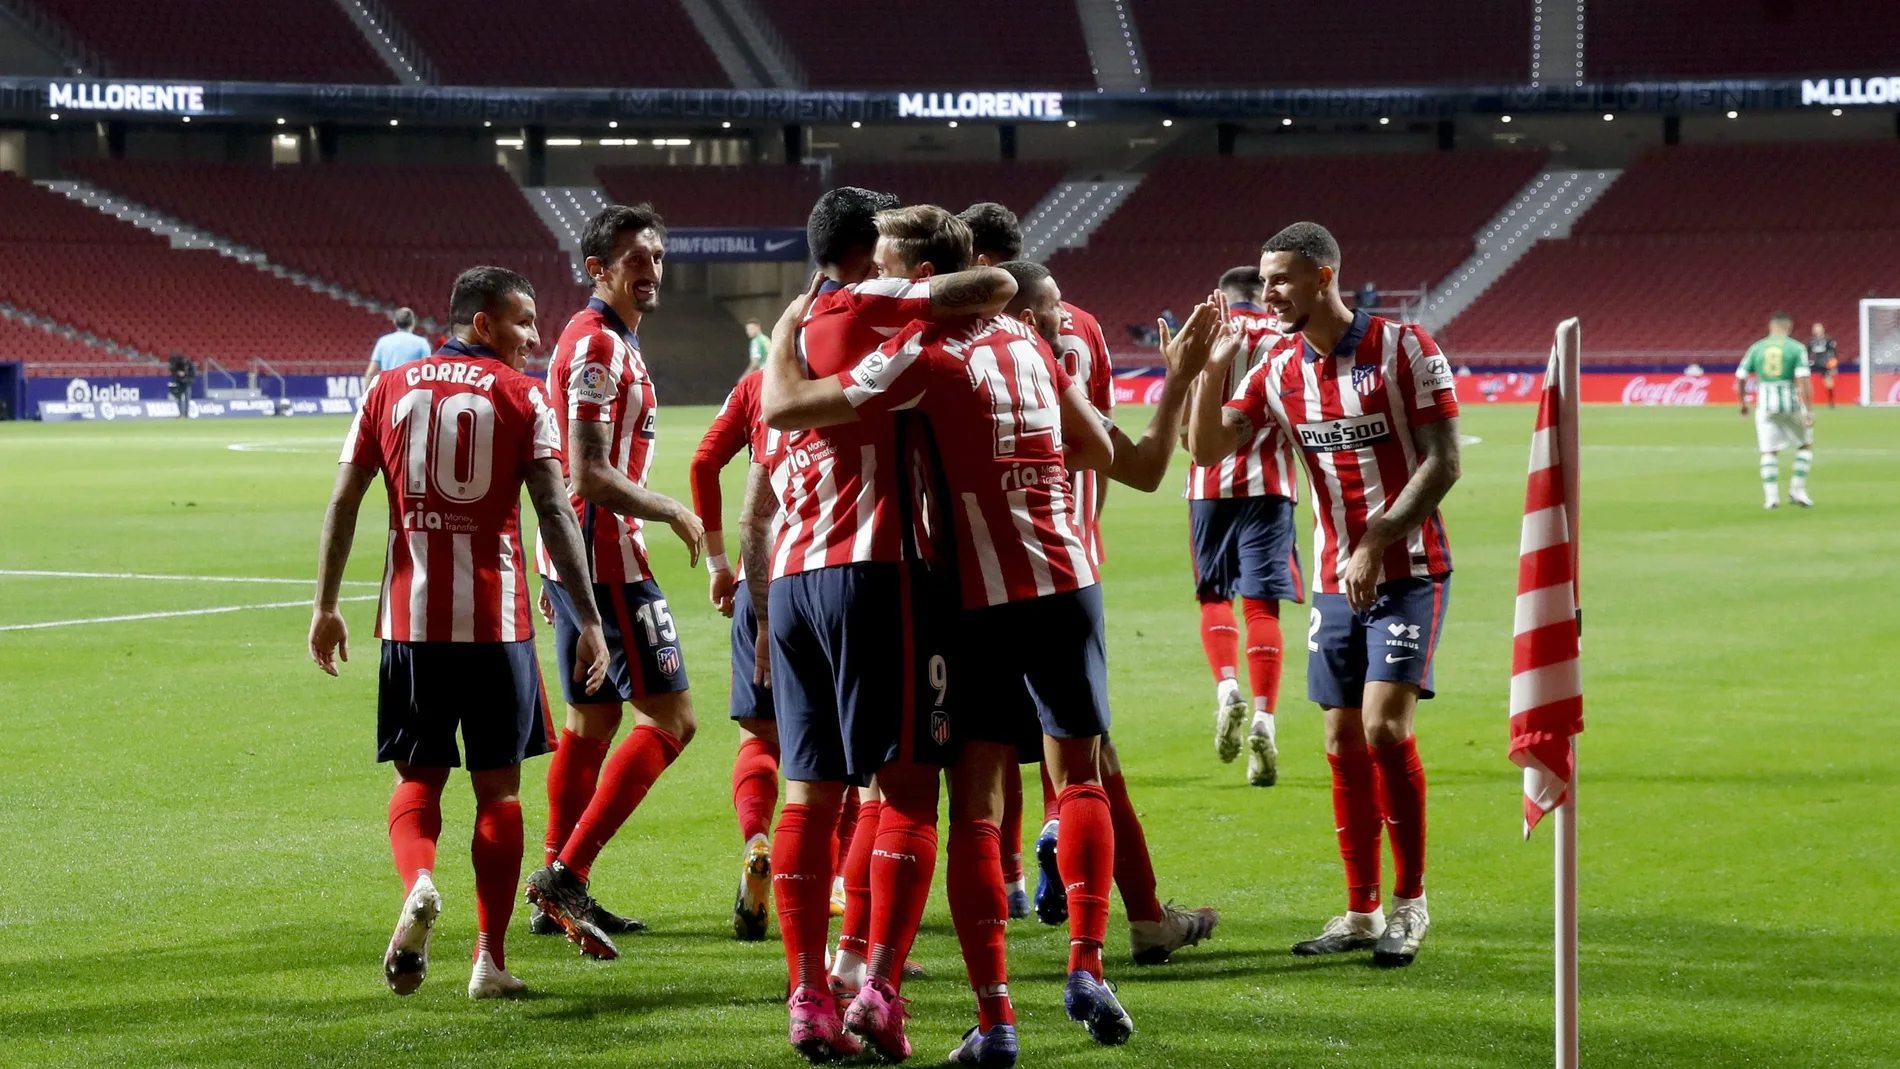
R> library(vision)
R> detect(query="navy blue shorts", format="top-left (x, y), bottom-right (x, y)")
top-left (960, 585), bottom-right (1112, 763)
top-left (729, 578), bottom-right (773, 723)
top-left (377, 639), bottom-right (556, 771)
top-left (546, 577), bottom-right (690, 706)
top-left (1306, 575), bottom-right (1451, 708)
top-left (1189, 496), bottom-right (1305, 604)
top-left (768, 562), bottom-right (954, 786)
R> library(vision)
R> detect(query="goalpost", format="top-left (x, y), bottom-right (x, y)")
top-left (1859, 298), bottom-right (1900, 406)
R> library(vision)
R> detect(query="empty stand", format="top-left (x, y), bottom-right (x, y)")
top-left (1046, 152), bottom-right (1546, 348)
top-left (67, 160), bottom-right (585, 348)
top-left (1133, 0), bottom-right (1530, 87)
top-left (382, 0), bottom-right (728, 87)
top-left (769, 0), bottom-right (1094, 89)
top-left (30, 0), bottom-right (391, 82)
top-left (0, 312), bottom-right (130, 368)
top-left (596, 165), bottom-right (822, 228)
top-left (1588, 0), bottom-right (1900, 79)
top-left (832, 162), bottom-right (1066, 222)
top-left (0, 174), bottom-right (385, 370)
top-left (1447, 142), bottom-right (1900, 356)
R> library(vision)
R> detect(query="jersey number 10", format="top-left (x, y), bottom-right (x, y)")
top-left (393, 389), bottom-right (497, 504)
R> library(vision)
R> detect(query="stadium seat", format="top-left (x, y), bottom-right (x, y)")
top-left (65, 161), bottom-right (585, 353)
top-left (831, 162), bottom-right (1067, 221)
top-left (1046, 152), bottom-right (1546, 350)
top-left (1132, 0), bottom-right (1531, 87)
top-left (1587, 0), bottom-right (1900, 79)
top-left (381, 0), bottom-right (729, 87)
top-left (1445, 143), bottom-right (1900, 357)
top-left (0, 174), bottom-right (386, 372)
top-left (29, 0), bottom-right (391, 82)
top-left (596, 166), bottom-right (823, 228)
top-left (768, 0), bottom-right (1094, 89)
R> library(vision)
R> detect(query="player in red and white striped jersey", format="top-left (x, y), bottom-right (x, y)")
top-left (962, 206), bottom-right (1223, 976)
top-left (767, 254), bottom-right (1132, 1054)
top-left (527, 205), bottom-right (707, 961)
top-left (1185, 267), bottom-right (1304, 787)
top-left (310, 266), bottom-right (610, 1000)
top-left (1188, 222), bottom-right (1463, 969)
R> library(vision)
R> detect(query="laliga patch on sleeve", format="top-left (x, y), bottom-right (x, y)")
top-left (573, 362), bottom-right (618, 406)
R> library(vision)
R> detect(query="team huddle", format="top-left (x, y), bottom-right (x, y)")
top-left (308, 193), bottom-right (1464, 1066)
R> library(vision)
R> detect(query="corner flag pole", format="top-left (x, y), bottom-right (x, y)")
top-left (1553, 319), bottom-right (1580, 1069)
top-left (1510, 318), bottom-right (1585, 1069)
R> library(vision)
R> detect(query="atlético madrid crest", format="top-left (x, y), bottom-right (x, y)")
top-left (656, 645), bottom-right (681, 676)
top-left (931, 709), bottom-right (951, 746)
top-left (1352, 363), bottom-right (1383, 396)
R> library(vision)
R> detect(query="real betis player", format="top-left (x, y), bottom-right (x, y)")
top-left (1736, 312), bottom-right (1815, 509)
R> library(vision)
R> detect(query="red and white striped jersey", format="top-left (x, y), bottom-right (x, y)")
top-left (1227, 311), bottom-right (1458, 594)
top-left (689, 369), bottom-right (782, 582)
top-left (535, 297), bottom-right (660, 586)
top-left (340, 338), bottom-right (561, 643)
top-left (840, 314), bottom-right (1096, 609)
top-left (1187, 303), bottom-right (1298, 502)
top-left (768, 277), bottom-right (934, 580)
top-left (1054, 301), bottom-right (1114, 566)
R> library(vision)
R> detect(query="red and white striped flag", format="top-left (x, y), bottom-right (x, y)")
top-left (1510, 319), bottom-right (1585, 838)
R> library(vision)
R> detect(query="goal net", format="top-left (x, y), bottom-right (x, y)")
top-left (1860, 298), bottom-right (1900, 406)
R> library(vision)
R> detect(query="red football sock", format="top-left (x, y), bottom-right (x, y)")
top-left (1039, 763), bottom-right (1059, 826)
top-left (772, 800), bottom-right (842, 993)
top-left (1104, 771), bottom-right (1162, 924)
top-left (543, 729), bottom-right (610, 865)
top-left (558, 725), bottom-right (684, 879)
top-left (833, 788), bottom-right (861, 879)
top-left (837, 798), bottom-right (882, 958)
top-left (471, 798), bottom-right (523, 970)
top-left (1371, 736), bottom-right (1428, 900)
top-left (388, 769), bottom-right (448, 892)
top-left (1240, 597), bottom-right (1284, 714)
top-left (731, 735), bottom-right (780, 844)
top-left (947, 818), bottom-right (1015, 1030)
top-left (1329, 748), bottom-right (1384, 913)
top-left (866, 770), bottom-right (939, 991)
top-left (1000, 762), bottom-right (1025, 884)
top-left (1058, 783), bottom-right (1114, 979)
top-left (1199, 600), bottom-right (1240, 683)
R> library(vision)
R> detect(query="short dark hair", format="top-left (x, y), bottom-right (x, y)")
top-left (393, 306), bottom-right (417, 330)
top-left (1262, 221), bottom-right (1341, 270)
top-left (875, 205), bottom-right (972, 276)
top-left (582, 203), bottom-right (667, 265)
top-left (997, 260), bottom-right (1051, 313)
top-left (1771, 310), bottom-right (1793, 323)
top-left (449, 266), bottom-right (534, 327)
top-left (1218, 265), bottom-right (1265, 301)
top-left (808, 186), bottom-right (900, 267)
top-left (959, 202), bottom-right (1023, 261)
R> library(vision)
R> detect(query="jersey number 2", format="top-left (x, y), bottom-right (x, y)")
top-left (393, 390), bottom-right (496, 504)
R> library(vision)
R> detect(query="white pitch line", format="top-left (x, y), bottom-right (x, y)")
top-left (0, 594), bottom-right (379, 633)
top-left (0, 569), bottom-right (378, 587)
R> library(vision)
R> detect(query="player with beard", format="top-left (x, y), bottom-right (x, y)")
top-left (310, 266), bottom-right (611, 999)
top-left (1187, 222), bottom-right (1460, 968)
top-left (959, 204), bottom-right (1220, 969)
top-left (758, 199), bottom-right (1017, 1062)
top-left (526, 204), bottom-right (708, 960)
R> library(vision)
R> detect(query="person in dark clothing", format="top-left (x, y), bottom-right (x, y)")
top-left (167, 353), bottom-right (195, 419)
top-left (1808, 323), bottom-right (1839, 408)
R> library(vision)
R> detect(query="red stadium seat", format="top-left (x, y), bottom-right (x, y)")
top-left (1446, 143), bottom-right (1900, 358)
top-left (1047, 152), bottom-right (1547, 350)
top-left (831, 162), bottom-right (1066, 221)
top-left (768, 0), bottom-right (1094, 89)
top-left (30, 0), bottom-right (391, 83)
top-left (381, 0), bottom-right (728, 87)
top-left (596, 166), bottom-right (823, 228)
top-left (1587, 0), bottom-right (1900, 79)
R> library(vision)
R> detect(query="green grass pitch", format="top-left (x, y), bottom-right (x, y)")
top-left (1, 403), bottom-right (1894, 1068)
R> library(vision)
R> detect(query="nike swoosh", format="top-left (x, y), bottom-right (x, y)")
top-left (1384, 654), bottom-right (1412, 664)
top-left (763, 238), bottom-right (798, 252)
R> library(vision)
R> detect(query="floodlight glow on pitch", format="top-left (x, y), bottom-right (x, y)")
top-left (851, 121), bottom-right (861, 129)
top-left (609, 121), bottom-right (618, 128)
top-left (1281, 117), bottom-right (1292, 126)
top-left (1067, 120), bottom-right (1077, 127)
top-left (1379, 117), bottom-right (1390, 125)
top-left (1501, 115), bottom-right (1512, 122)
top-left (1727, 110), bottom-right (1739, 119)
top-left (1162, 119), bottom-right (1173, 127)
top-left (1603, 113), bottom-right (1614, 121)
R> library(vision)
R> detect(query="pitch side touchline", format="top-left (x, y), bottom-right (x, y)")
top-left (0, 594), bottom-right (380, 633)
top-left (0, 569), bottom-right (379, 587)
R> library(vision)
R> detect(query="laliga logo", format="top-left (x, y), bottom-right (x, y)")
top-left (1621, 375), bottom-right (1711, 406)
top-left (65, 378), bottom-right (141, 403)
